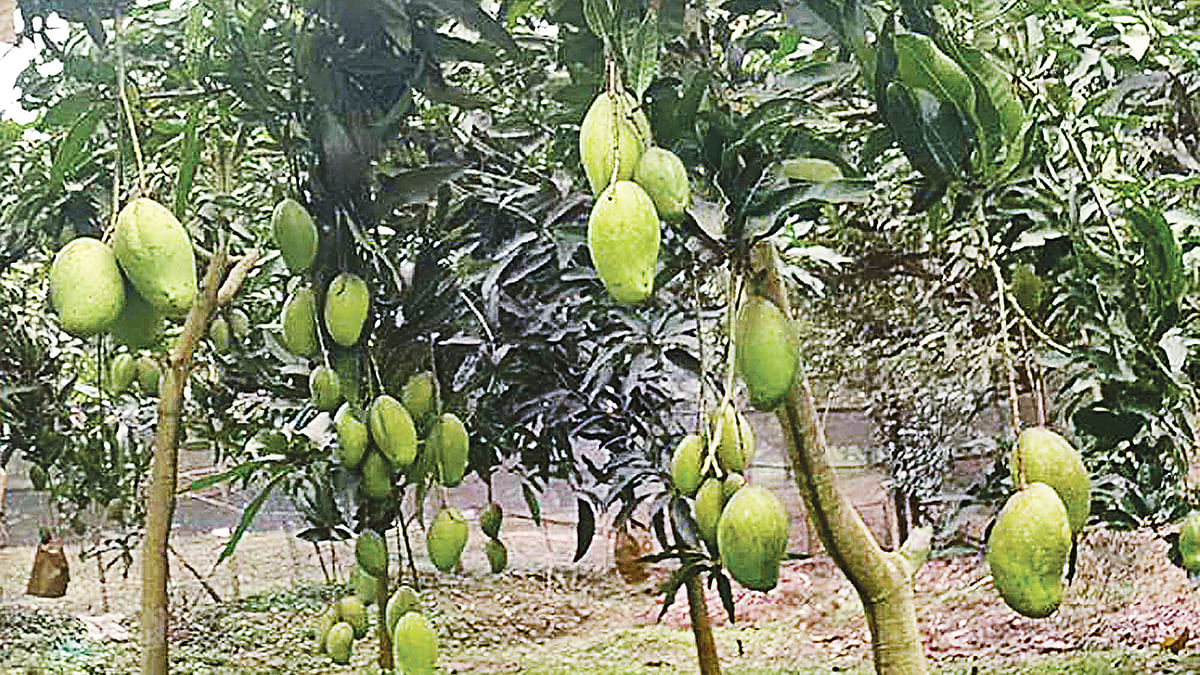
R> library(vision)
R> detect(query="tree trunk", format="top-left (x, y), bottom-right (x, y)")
top-left (140, 246), bottom-right (258, 675)
top-left (751, 241), bottom-right (931, 675)
top-left (684, 573), bottom-right (721, 675)
top-left (375, 575), bottom-right (394, 670)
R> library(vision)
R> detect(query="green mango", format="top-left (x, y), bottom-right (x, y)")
top-left (209, 316), bottom-right (231, 353)
top-left (736, 295), bottom-right (799, 411)
top-left (281, 287), bottom-right (318, 357)
top-left (1012, 427), bottom-right (1091, 534)
top-left (110, 283), bottom-right (162, 349)
top-left (587, 180), bottom-right (660, 304)
top-left (426, 507), bottom-right (468, 573)
top-left (355, 529), bottom-right (388, 579)
top-left (271, 198), bottom-right (319, 273)
top-left (781, 157), bottom-right (843, 183)
top-left (671, 433), bottom-right (705, 497)
top-left (336, 596), bottom-right (369, 638)
top-left (113, 197), bottom-right (197, 316)
top-left (1012, 263), bottom-right (1044, 316)
top-left (392, 612), bottom-right (438, 675)
top-left (385, 585), bottom-right (421, 636)
top-left (228, 308), bottom-right (251, 338)
top-left (1180, 512), bottom-right (1200, 575)
top-left (108, 353), bottom-right (137, 394)
top-left (334, 403), bottom-right (368, 469)
top-left (309, 365), bottom-right (341, 412)
top-left (480, 502), bottom-right (503, 540)
top-left (711, 403), bottom-right (755, 474)
top-left (370, 395), bottom-right (417, 469)
top-left (315, 606), bottom-right (339, 653)
top-left (485, 539), bottom-right (508, 573)
top-left (401, 371), bottom-right (436, 424)
top-left (693, 477), bottom-right (726, 547)
top-left (430, 413), bottom-right (469, 487)
top-left (633, 146), bottom-right (689, 222)
top-left (986, 482), bottom-right (1071, 619)
top-left (136, 356), bottom-right (160, 394)
top-left (717, 486), bottom-right (789, 592)
top-left (325, 621), bottom-right (354, 664)
top-left (722, 473), bottom-right (746, 501)
top-left (579, 90), bottom-right (650, 196)
top-left (49, 237), bottom-right (125, 337)
top-left (351, 564), bottom-right (376, 605)
top-left (324, 272), bottom-right (369, 347)
top-left (360, 451), bottom-right (393, 500)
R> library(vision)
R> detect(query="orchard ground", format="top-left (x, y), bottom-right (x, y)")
top-left (3, 511), bottom-right (1200, 674)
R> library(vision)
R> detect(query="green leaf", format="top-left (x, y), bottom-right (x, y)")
top-left (173, 102), bottom-right (203, 220)
top-left (894, 33), bottom-right (976, 120)
top-left (49, 108), bottom-right (102, 192)
top-left (187, 458), bottom-right (276, 492)
top-left (1127, 203), bottom-right (1184, 308)
top-left (522, 482), bottom-right (542, 526)
top-left (780, 0), bottom-right (841, 44)
top-left (216, 470), bottom-right (289, 566)
top-left (883, 82), bottom-right (946, 180)
top-left (411, 0), bottom-right (517, 52)
top-left (958, 47), bottom-right (1025, 174)
top-left (628, 10), bottom-right (659, 99)
top-left (573, 498), bottom-right (595, 562)
top-left (582, 0), bottom-right (615, 43)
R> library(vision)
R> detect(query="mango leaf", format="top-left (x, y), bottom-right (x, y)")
top-left (628, 10), bottom-right (660, 98)
top-left (216, 469), bottom-right (290, 565)
top-left (582, 0), bottom-right (615, 44)
top-left (1126, 203), bottom-right (1184, 308)
top-left (522, 482), bottom-right (542, 526)
top-left (910, 88), bottom-right (972, 177)
top-left (842, 0), bottom-right (874, 84)
top-left (958, 47), bottom-right (1025, 174)
top-left (780, 0), bottom-right (841, 45)
top-left (173, 102), bottom-right (203, 219)
top-left (574, 498), bottom-right (595, 562)
top-left (49, 108), bottom-right (103, 193)
top-left (894, 33), bottom-right (976, 120)
top-left (883, 81), bottom-right (946, 180)
top-left (411, 0), bottom-right (517, 52)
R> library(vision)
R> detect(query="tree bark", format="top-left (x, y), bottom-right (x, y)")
top-left (375, 575), bottom-right (394, 670)
top-left (140, 247), bottom-right (261, 675)
top-left (751, 241), bottom-right (931, 675)
top-left (684, 573), bottom-right (721, 675)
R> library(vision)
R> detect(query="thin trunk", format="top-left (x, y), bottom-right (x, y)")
top-left (140, 247), bottom-right (258, 675)
top-left (684, 573), bottom-right (721, 675)
top-left (894, 490), bottom-right (908, 546)
top-left (375, 575), bottom-right (394, 670)
top-left (751, 241), bottom-right (930, 675)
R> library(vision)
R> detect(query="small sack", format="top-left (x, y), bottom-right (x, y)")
top-left (27, 536), bottom-right (70, 598)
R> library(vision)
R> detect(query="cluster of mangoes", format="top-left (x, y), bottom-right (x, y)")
top-left (314, 530), bottom-right (438, 671)
top-left (671, 402), bottom-right (789, 591)
top-left (49, 197), bottom-right (203, 392)
top-left (578, 88), bottom-right (690, 305)
top-left (985, 427), bottom-right (1091, 618)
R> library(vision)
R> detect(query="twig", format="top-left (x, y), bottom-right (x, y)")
top-left (168, 543), bottom-right (222, 603)
top-left (216, 250), bottom-right (262, 306)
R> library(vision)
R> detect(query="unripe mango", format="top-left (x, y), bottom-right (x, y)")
top-left (722, 473), bottom-right (746, 501)
top-left (370, 394), bottom-right (417, 468)
top-left (336, 596), bottom-right (369, 638)
top-left (1012, 427), bottom-right (1091, 534)
top-left (136, 355), bottom-right (160, 394)
top-left (579, 91), bottom-right (650, 196)
top-left (309, 365), bottom-right (341, 411)
top-left (717, 485), bottom-right (789, 592)
top-left (1181, 512), bottom-right (1200, 575)
top-left (334, 403), bottom-right (368, 469)
top-left (633, 147), bottom-right (689, 222)
top-left (360, 451), bottom-right (393, 500)
top-left (228, 308), bottom-right (251, 338)
top-left (736, 295), bottom-right (799, 411)
top-left (426, 507), bottom-right (468, 573)
top-left (386, 585), bottom-right (421, 635)
top-left (49, 237), bottom-right (125, 337)
top-left (326, 622), bottom-right (353, 664)
top-left (670, 434), bottom-right (704, 497)
top-left (587, 181), bottom-right (660, 304)
top-left (110, 283), bottom-right (162, 349)
top-left (485, 539), bottom-right (508, 573)
top-left (281, 287), bottom-right (318, 357)
top-left (355, 529), bottom-right (388, 579)
top-left (430, 413), bottom-right (469, 487)
top-left (711, 403), bottom-right (755, 474)
top-left (480, 502), bottom-right (503, 539)
top-left (392, 612), bottom-right (438, 675)
top-left (986, 482), bottom-right (1071, 618)
top-left (694, 478), bottom-right (726, 547)
top-left (271, 198), bottom-right (319, 273)
top-left (108, 353), bottom-right (137, 394)
top-left (402, 371), bottom-right (436, 424)
top-left (113, 198), bottom-right (197, 316)
top-left (314, 606), bottom-right (338, 653)
top-left (324, 272), bottom-right (369, 347)
top-left (209, 316), bottom-right (231, 353)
